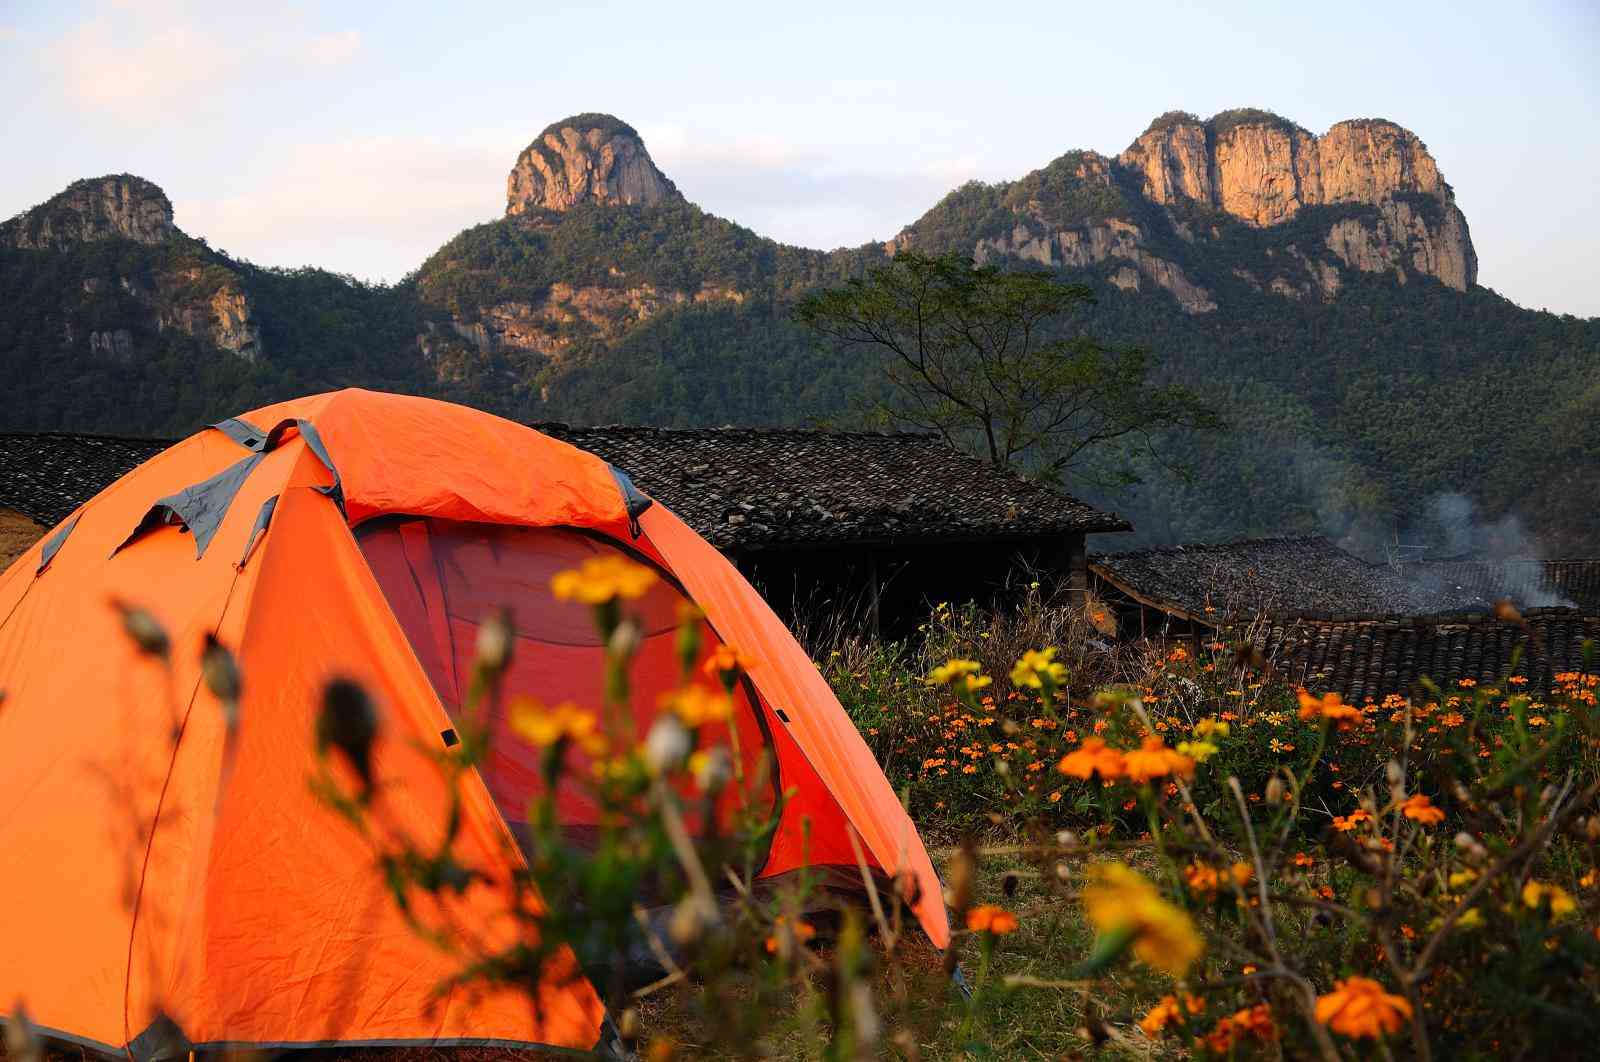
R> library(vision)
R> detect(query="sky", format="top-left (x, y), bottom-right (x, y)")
top-left (1, 0), bottom-right (1596, 316)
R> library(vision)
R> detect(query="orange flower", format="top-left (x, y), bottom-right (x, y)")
top-left (1138, 993), bottom-right (1204, 1037)
top-left (1204, 1004), bottom-right (1277, 1052)
top-left (702, 644), bottom-right (755, 682)
top-left (1399, 793), bottom-right (1445, 825)
top-left (764, 916), bottom-right (816, 954)
top-left (966, 904), bottom-right (1020, 936)
top-left (1122, 736), bottom-right (1195, 783)
top-left (1314, 977), bottom-right (1413, 1039)
top-left (659, 684), bottom-right (733, 727)
top-left (1332, 809), bottom-right (1373, 832)
top-left (1056, 737), bottom-right (1126, 780)
top-left (1297, 689), bottom-right (1364, 725)
top-left (1185, 861), bottom-right (1254, 897)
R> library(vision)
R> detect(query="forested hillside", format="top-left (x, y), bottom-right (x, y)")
top-left (3, 112), bottom-right (1596, 553)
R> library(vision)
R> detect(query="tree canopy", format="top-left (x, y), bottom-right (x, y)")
top-left (795, 251), bottom-right (1222, 486)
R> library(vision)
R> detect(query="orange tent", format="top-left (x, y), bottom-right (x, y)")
top-left (0, 389), bottom-right (948, 1058)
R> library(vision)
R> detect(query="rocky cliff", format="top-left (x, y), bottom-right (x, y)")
top-left (892, 108), bottom-right (1477, 313)
top-left (506, 114), bottom-right (682, 216)
top-left (1, 175), bottom-right (175, 250)
top-left (1119, 110), bottom-right (1476, 291)
top-left (1, 175), bottom-right (263, 361)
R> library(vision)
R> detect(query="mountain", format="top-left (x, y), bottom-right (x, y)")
top-left (3, 110), bottom-right (1597, 554)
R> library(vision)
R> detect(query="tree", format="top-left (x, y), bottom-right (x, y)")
top-left (795, 251), bottom-right (1222, 485)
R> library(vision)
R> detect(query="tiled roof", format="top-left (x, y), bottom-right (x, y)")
top-left (1243, 608), bottom-right (1600, 702)
top-left (1404, 559), bottom-right (1600, 613)
top-left (0, 425), bottom-right (1131, 549)
top-left (538, 424), bottom-right (1131, 549)
top-left (0, 432), bottom-right (171, 527)
top-left (1090, 536), bottom-right (1482, 622)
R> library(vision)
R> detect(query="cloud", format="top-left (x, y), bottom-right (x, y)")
top-left (0, 26), bottom-right (19, 42)
top-left (301, 29), bottom-right (361, 67)
top-left (44, 4), bottom-right (362, 122)
top-left (642, 124), bottom-right (987, 249)
top-left (175, 133), bottom-right (510, 281)
top-left (50, 16), bottom-right (236, 117)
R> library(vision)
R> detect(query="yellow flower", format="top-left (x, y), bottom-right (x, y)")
top-left (1176, 739), bottom-right (1219, 763)
top-left (550, 554), bottom-right (658, 604)
top-left (1081, 863), bottom-right (1203, 975)
top-left (927, 658), bottom-right (988, 688)
top-left (1448, 868), bottom-right (1479, 891)
top-left (1193, 717), bottom-right (1230, 739)
top-left (509, 698), bottom-right (605, 754)
top-left (660, 684), bottom-right (733, 727)
top-left (1010, 647), bottom-right (1067, 689)
top-left (1314, 977), bottom-right (1413, 1039)
top-left (1522, 880), bottom-right (1577, 919)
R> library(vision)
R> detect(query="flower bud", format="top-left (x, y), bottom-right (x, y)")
top-left (644, 716), bottom-right (691, 775)
top-left (1385, 760), bottom-right (1404, 788)
top-left (475, 609), bottom-right (514, 673)
top-left (1265, 777), bottom-right (1286, 805)
top-left (114, 600), bottom-right (169, 659)
top-left (608, 617), bottom-right (642, 662)
top-left (994, 759), bottom-right (1011, 778)
top-left (691, 747), bottom-right (731, 792)
top-left (1056, 829), bottom-right (1080, 851)
top-left (1054, 861), bottom-right (1072, 885)
top-left (1454, 831), bottom-right (1488, 864)
top-left (202, 631), bottom-right (242, 712)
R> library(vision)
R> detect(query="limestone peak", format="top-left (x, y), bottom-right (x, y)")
top-left (2, 175), bottom-right (175, 250)
top-left (506, 113), bottom-right (681, 216)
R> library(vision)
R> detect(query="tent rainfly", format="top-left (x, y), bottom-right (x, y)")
top-left (0, 389), bottom-right (947, 1059)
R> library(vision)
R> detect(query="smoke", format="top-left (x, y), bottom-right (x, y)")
top-left (1414, 492), bottom-right (1574, 609)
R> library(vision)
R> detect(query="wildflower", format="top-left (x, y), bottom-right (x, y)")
top-left (1080, 863), bottom-right (1203, 975)
top-left (1204, 1004), bottom-right (1278, 1052)
top-left (1522, 880), bottom-right (1577, 919)
top-left (1192, 717), bottom-right (1230, 739)
top-left (1184, 861), bottom-right (1252, 897)
top-left (1175, 739), bottom-right (1219, 763)
top-left (1314, 977), bottom-right (1413, 1039)
top-left (550, 554), bottom-right (658, 603)
top-left (764, 916), bottom-right (816, 954)
top-left (659, 685), bottom-right (733, 727)
top-left (509, 698), bottom-right (605, 754)
top-left (702, 644), bottom-right (755, 684)
top-left (1332, 809), bottom-right (1373, 832)
top-left (688, 748), bottom-right (731, 792)
top-left (1056, 737), bottom-right (1126, 780)
top-left (1400, 793), bottom-right (1445, 825)
top-left (966, 904), bottom-right (1020, 936)
top-left (1138, 994), bottom-right (1203, 1037)
top-left (1298, 689), bottom-right (1363, 725)
top-left (1122, 736), bottom-right (1195, 783)
top-left (1011, 647), bottom-right (1067, 689)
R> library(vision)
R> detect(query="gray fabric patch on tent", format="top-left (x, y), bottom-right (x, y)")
top-left (209, 416), bottom-right (270, 452)
top-left (35, 513), bottom-right (81, 575)
top-left (237, 494), bottom-right (278, 568)
top-left (608, 464), bottom-right (652, 537)
top-left (112, 453), bottom-right (264, 560)
top-left (264, 417), bottom-right (345, 515)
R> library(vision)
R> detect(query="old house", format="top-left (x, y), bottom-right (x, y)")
top-left (0, 424), bottom-right (1131, 633)
top-left (1240, 608), bottom-right (1599, 702)
top-left (1403, 558), bottom-right (1600, 612)
top-left (1088, 536), bottom-right (1484, 641)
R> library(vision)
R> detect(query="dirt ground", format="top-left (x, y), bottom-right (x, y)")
top-left (0, 507), bottom-right (44, 572)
